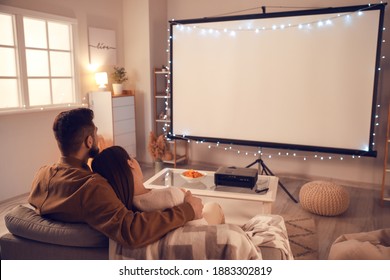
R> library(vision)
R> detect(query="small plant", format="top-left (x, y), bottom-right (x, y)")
top-left (111, 66), bottom-right (128, 84)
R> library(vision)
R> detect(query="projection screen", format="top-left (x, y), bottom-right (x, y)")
top-left (170, 4), bottom-right (386, 156)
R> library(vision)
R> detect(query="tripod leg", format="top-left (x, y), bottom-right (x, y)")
top-left (260, 161), bottom-right (299, 203)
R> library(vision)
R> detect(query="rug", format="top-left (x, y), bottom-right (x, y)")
top-left (283, 216), bottom-right (318, 260)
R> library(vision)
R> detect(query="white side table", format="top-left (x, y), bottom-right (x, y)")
top-left (144, 168), bottom-right (279, 225)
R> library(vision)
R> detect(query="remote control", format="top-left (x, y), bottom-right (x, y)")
top-left (255, 178), bottom-right (269, 193)
top-left (255, 186), bottom-right (269, 193)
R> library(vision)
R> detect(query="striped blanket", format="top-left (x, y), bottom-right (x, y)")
top-left (110, 214), bottom-right (293, 260)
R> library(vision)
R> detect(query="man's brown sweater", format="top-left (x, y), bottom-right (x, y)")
top-left (28, 156), bottom-right (194, 249)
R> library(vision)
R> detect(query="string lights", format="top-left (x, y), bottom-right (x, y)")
top-left (173, 5), bottom-right (380, 36)
top-left (164, 3), bottom-right (386, 161)
top-left (160, 26), bottom-right (172, 136)
top-left (166, 135), bottom-right (367, 161)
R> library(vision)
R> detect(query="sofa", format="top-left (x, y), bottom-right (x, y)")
top-left (1, 205), bottom-right (108, 260)
top-left (1, 204), bottom-right (292, 260)
top-left (328, 228), bottom-right (390, 260)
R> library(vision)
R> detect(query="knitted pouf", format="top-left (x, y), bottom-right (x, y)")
top-left (299, 181), bottom-right (350, 216)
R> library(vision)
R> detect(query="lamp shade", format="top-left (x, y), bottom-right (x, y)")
top-left (95, 72), bottom-right (108, 89)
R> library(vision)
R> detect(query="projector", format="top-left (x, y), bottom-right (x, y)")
top-left (214, 167), bottom-right (258, 188)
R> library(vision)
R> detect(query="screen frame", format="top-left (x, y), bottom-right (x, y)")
top-left (169, 3), bottom-right (387, 157)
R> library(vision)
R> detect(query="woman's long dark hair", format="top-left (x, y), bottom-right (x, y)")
top-left (91, 146), bottom-right (134, 210)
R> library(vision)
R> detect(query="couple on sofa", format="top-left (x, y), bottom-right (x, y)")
top-left (29, 108), bottom-right (225, 258)
top-left (28, 107), bottom-right (294, 260)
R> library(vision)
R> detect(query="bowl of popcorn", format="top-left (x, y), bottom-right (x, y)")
top-left (180, 169), bottom-right (206, 183)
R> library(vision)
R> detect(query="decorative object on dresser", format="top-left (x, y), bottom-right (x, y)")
top-left (89, 91), bottom-right (136, 157)
top-left (94, 72), bottom-right (108, 90)
top-left (111, 66), bottom-right (128, 96)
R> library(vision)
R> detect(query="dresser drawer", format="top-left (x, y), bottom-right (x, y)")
top-left (113, 105), bottom-right (135, 122)
top-left (115, 131), bottom-right (136, 147)
top-left (114, 118), bottom-right (136, 135)
top-left (112, 96), bottom-right (134, 107)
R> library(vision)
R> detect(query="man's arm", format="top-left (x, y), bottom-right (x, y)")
top-left (184, 190), bottom-right (203, 219)
top-left (82, 181), bottom-right (202, 249)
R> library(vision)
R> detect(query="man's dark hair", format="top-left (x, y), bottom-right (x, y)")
top-left (53, 108), bottom-right (95, 156)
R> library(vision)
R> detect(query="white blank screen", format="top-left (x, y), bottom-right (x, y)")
top-left (172, 8), bottom-right (382, 154)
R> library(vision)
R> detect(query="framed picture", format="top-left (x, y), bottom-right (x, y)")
top-left (88, 27), bottom-right (117, 66)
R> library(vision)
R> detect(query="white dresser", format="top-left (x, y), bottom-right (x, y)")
top-left (89, 91), bottom-right (137, 158)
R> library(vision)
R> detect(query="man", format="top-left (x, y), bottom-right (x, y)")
top-left (29, 108), bottom-right (203, 248)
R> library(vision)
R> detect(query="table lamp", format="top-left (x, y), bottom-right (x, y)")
top-left (95, 72), bottom-right (108, 90)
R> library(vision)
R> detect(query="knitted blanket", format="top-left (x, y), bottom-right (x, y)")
top-left (110, 214), bottom-right (293, 260)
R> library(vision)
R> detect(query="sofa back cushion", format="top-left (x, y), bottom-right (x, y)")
top-left (5, 205), bottom-right (108, 248)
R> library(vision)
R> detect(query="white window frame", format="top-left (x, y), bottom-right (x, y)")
top-left (0, 5), bottom-right (80, 114)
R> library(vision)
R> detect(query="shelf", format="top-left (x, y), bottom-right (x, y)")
top-left (155, 70), bottom-right (170, 74)
top-left (156, 119), bottom-right (170, 123)
top-left (163, 155), bottom-right (187, 165)
top-left (153, 67), bottom-right (188, 167)
top-left (382, 104), bottom-right (390, 203)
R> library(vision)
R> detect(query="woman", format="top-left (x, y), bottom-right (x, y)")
top-left (91, 145), bottom-right (225, 225)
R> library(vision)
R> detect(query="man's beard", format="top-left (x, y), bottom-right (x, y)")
top-left (89, 143), bottom-right (100, 158)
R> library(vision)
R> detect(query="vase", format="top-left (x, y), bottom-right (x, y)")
top-left (112, 83), bottom-right (123, 95)
top-left (154, 160), bottom-right (164, 173)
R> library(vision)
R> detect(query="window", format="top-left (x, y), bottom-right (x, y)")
top-left (0, 6), bottom-right (78, 111)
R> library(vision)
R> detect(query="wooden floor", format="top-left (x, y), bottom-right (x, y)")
top-left (1, 162), bottom-right (390, 260)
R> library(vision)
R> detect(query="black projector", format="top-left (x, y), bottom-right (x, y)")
top-left (214, 167), bottom-right (258, 188)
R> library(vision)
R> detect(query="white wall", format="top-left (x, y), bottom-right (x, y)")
top-left (0, 0), bottom-right (125, 201)
top-left (122, 0), bottom-right (168, 163)
top-left (165, 0), bottom-right (390, 187)
top-left (0, 110), bottom-right (61, 201)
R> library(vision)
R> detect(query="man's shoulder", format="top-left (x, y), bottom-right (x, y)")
top-left (34, 162), bottom-right (109, 187)
top-left (33, 163), bottom-right (58, 178)
top-left (87, 172), bottom-right (110, 185)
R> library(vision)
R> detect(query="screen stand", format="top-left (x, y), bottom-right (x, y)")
top-left (246, 154), bottom-right (298, 203)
